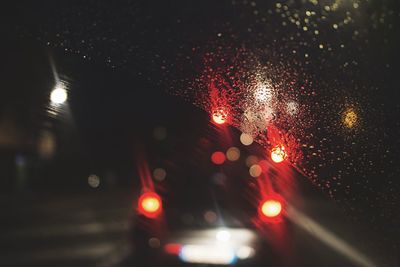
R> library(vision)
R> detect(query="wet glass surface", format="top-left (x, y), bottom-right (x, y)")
top-left (1, 1), bottom-right (399, 266)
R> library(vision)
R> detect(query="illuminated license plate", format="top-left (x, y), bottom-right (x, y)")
top-left (179, 244), bottom-right (237, 265)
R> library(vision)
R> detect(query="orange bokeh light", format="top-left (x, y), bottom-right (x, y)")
top-left (270, 145), bottom-right (287, 163)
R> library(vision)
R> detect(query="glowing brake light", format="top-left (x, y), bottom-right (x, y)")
top-left (261, 200), bottom-right (282, 217)
top-left (212, 108), bottom-right (228, 125)
top-left (259, 197), bottom-right (284, 222)
top-left (270, 145), bottom-right (287, 163)
top-left (164, 243), bottom-right (182, 255)
top-left (138, 192), bottom-right (162, 218)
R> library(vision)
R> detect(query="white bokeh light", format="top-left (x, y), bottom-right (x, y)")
top-left (240, 133), bottom-right (254, 146)
top-left (88, 174), bottom-right (100, 188)
top-left (254, 82), bottom-right (273, 103)
top-left (236, 246), bottom-right (255, 259)
top-left (286, 100), bottom-right (299, 116)
top-left (50, 85), bottom-right (68, 104)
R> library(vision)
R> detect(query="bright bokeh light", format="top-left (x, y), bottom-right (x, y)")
top-left (271, 145), bottom-right (287, 163)
top-left (260, 199), bottom-right (283, 218)
top-left (138, 192), bottom-right (162, 218)
top-left (212, 114), bottom-right (226, 124)
top-left (254, 83), bottom-right (273, 102)
top-left (241, 106), bottom-right (273, 136)
top-left (216, 229), bottom-right (231, 242)
top-left (236, 246), bottom-right (255, 259)
top-left (211, 151), bottom-right (226, 165)
top-left (178, 228), bottom-right (257, 264)
top-left (249, 164), bottom-right (262, 177)
top-left (212, 108), bottom-right (228, 125)
top-left (50, 86), bottom-right (68, 104)
top-left (240, 133), bottom-right (254, 146)
top-left (286, 101), bottom-right (299, 116)
top-left (343, 108), bottom-right (358, 128)
top-left (179, 244), bottom-right (236, 265)
top-left (88, 174), bottom-right (100, 188)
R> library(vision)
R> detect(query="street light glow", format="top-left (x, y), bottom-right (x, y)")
top-left (50, 86), bottom-right (68, 104)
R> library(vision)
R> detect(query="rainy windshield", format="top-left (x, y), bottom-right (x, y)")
top-left (1, 1), bottom-right (399, 267)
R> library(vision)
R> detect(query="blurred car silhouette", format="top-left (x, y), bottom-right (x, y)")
top-left (129, 132), bottom-right (287, 266)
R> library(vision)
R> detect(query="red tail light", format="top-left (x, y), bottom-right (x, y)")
top-left (258, 196), bottom-right (284, 222)
top-left (164, 243), bottom-right (182, 255)
top-left (138, 192), bottom-right (162, 218)
top-left (270, 145), bottom-right (287, 163)
top-left (211, 107), bottom-right (228, 125)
